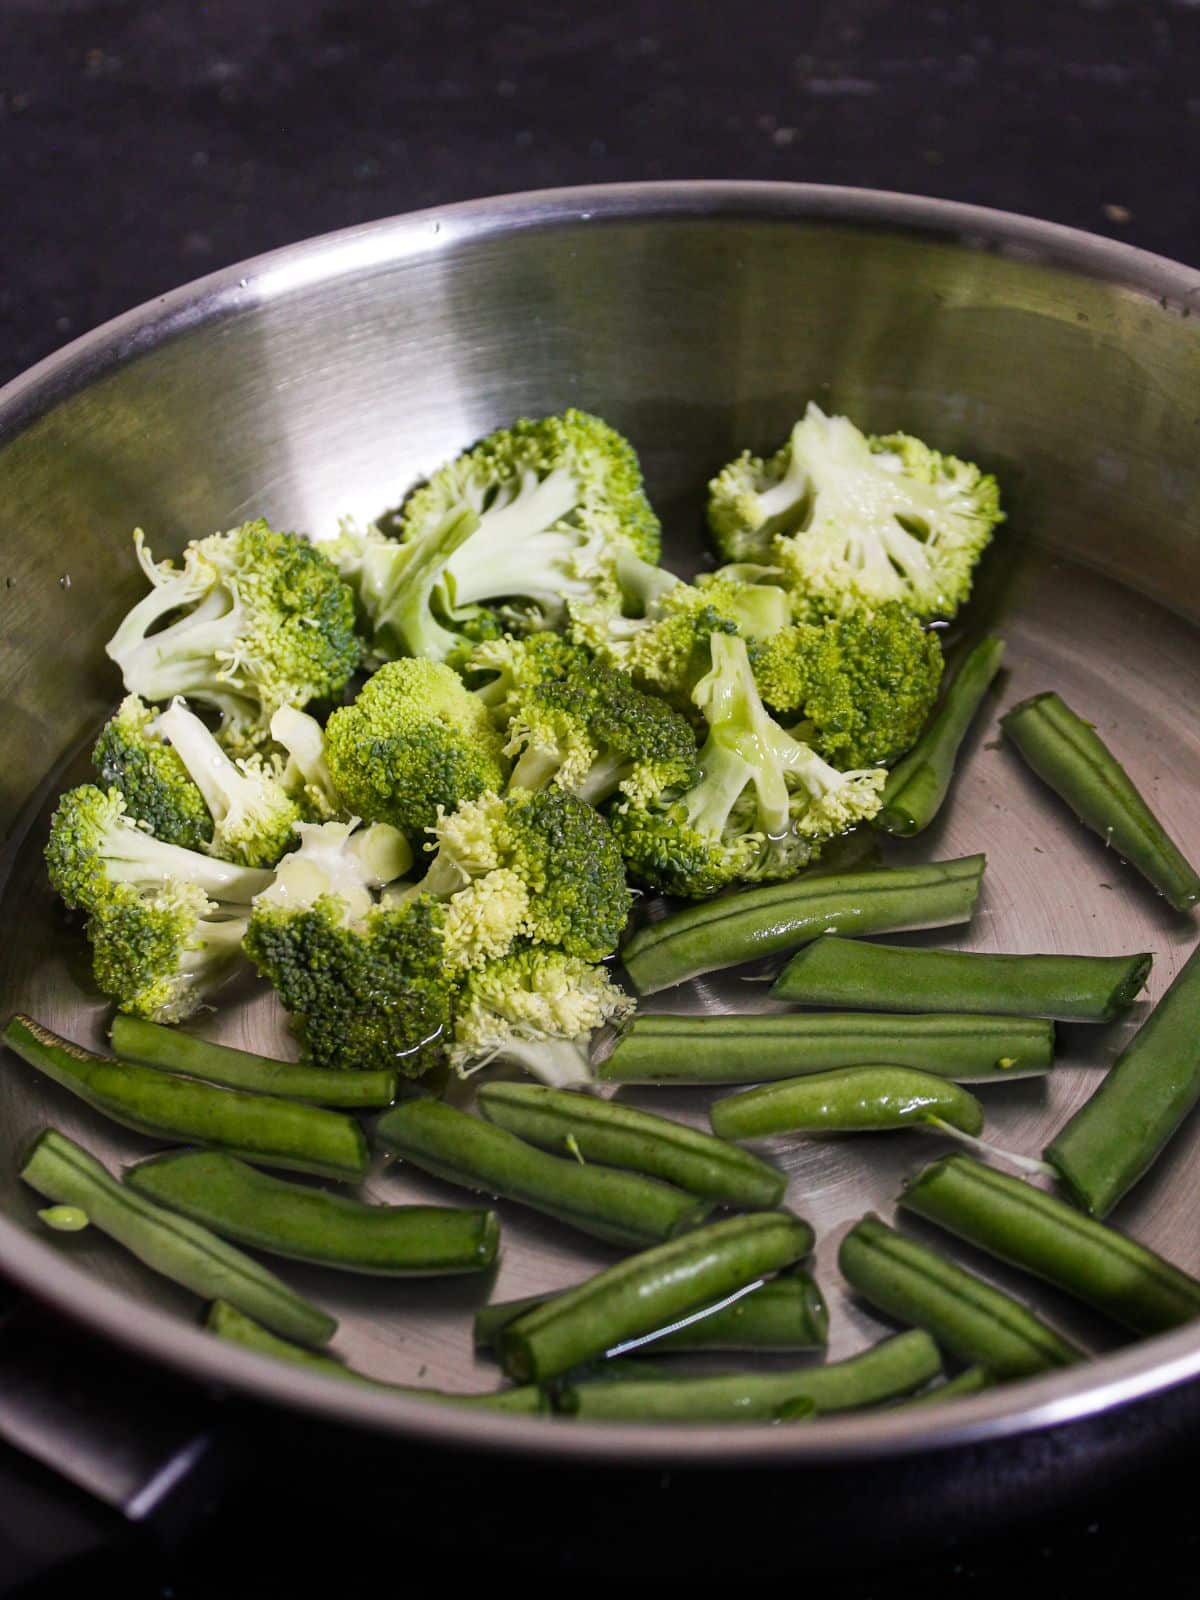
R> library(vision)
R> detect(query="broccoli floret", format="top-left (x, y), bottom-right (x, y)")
top-left (707, 405), bottom-right (1004, 620)
top-left (750, 602), bottom-right (944, 768)
top-left (324, 659), bottom-right (508, 844)
top-left (569, 554), bottom-right (792, 709)
top-left (326, 413), bottom-right (660, 664)
top-left (88, 881), bottom-right (250, 1024)
top-left (105, 520), bottom-right (361, 752)
top-left (269, 704), bottom-right (340, 820)
top-left (244, 821), bottom-right (448, 1077)
top-left (412, 788), bottom-right (632, 963)
top-left (92, 695), bottom-right (214, 851)
top-left (449, 944), bottom-right (635, 1087)
top-left (154, 699), bottom-right (301, 869)
top-left (468, 633), bottom-right (699, 806)
top-left (610, 633), bottom-right (886, 897)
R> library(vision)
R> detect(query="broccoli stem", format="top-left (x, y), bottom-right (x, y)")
top-left (157, 699), bottom-right (247, 823)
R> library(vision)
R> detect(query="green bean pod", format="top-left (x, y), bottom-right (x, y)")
top-left (375, 1098), bottom-right (710, 1248)
top-left (206, 1301), bottom-right (547, 1413)
top-left (555, 1329), bottom-right (942, 1422)
top-left (497, 1211), bottom-right (814, 1383)
top-left (902, 1153), bottom-right (1200, 1334)
top-left (839, 1213), bottom-right (1081, 1379)
top-left (3, 1015), bottom-right (368, 1182)
top-left (900, 1365), bottom-right (996, 1406)
top-left (600, 1012), bottom-right (1055, 1085)
top-left (876, 637), bottom-right (1007, 837)
top-left (1001, 690), bottom-right (1200, 912)
top-left (1044, 943), bottom-right (1200, 1217)
top-left (22, 1130), bottom-right (335, 1346)
top-left (476, 1081), bottom-right (785, 1208)
top-left (475, 1271), bottom-right (828, 1356)
top-left (620, 855), bottom-right (986, 995)
top-left (772, 936), bottom-right (1152, 1022)
top-left (110, 1014), bottom-right (398, 1108)
top-left (126, 1149), bottom-right (499, 1276)
top-left (710, 1066), bottom-right (984, 1141)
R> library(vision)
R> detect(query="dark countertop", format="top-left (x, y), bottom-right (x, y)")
top-left (3, 0), bottom-right (1200, 1592)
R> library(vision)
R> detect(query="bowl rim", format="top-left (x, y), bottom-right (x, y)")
top-left (3, 178), bottom-right (1199, 1465)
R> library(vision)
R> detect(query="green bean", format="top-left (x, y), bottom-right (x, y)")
top-left (110, 1014), bottom-right (398, 1108)
top-left (600, 1012), bottom-right (1055, 1085)
top-left (555, 1329), bottom-right (942, 1422)
top-left (620, 856), bottom-right (986, 995)
top-left (475, 1271), bottom-right (828, 1356)
top-left (206, 1301), bottom-right (547, 1413)
top-left (772, 937), bottom-right (1152, 1022)
top-left (22, 1131), bottom-right (335, 1346)
top-left (3, 1015), bottom-right (368, 1182)
top-left (710, 1066), bottom-right (983, 1140)
top-left (900, 1365), bottom-right (996, 1406)
top-left (876, 638), bottom-right (1006, 837)
top-left (1044, 943), bottom-right (1200, 1217)
top-left (1001, 691), bottom-right (1200, 912)
top-left (476, 1082), bottom-right (785, 1208)
top-left (126, 1149), bottom-right (499, 1276)
top-left (902, 1153), bottom-right (1200, 1334)
top-left (496, 1211), bottom-right (814, 1383)
top-left (839, 1213), bottom-right (1080, 1379)
top-left (375, 1098), bottom-right (710, 1248)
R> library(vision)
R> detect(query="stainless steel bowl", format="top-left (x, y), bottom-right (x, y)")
top-left (2, 182), bottom-right (1199, 1469)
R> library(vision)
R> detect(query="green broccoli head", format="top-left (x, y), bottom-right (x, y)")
top-left (449, 943), bottom-right (635, 1087)
top-left (750, 602), bottom-right (945, 768)
top-left (417, 787), bottom-right (632, 963)
top-left (105, 520), bottom-right (361, 752)
top-left (92, 695), bottom-right (214, 852)
top-left (324, 659), bottom-right (508, 844)
top-left (89, 880), bottom-right (249, 1024)
top-left (611, 633), bottom-right (886, 897)
top-left (707, 405), bottom-right (1004, 620)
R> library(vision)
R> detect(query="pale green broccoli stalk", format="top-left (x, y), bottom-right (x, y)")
top-left (105, 521), bottom-right (361, 752)
top-left (92, 695), bottom-right (214, 852)
top-left (269, 704), bottom-right (340, 820)
top-left (88, 881), bottom-right (250, 1024)
top-left (468, 633), bottom-right (699, 806)
top-left (707, 405), bottom-right (1004, 620)
top-left (611, 633), bottom-right (886, 897)
top-left (750, 602), bottom-right (945, 768)
top-left (244, 820), bottom-right (448, 1077)
top-left (324, 659), bottom-right (508, 844)
top-left (155, 699), bottom-right (302, 869)
top-left (450, 944), bottom-right (635, 1088)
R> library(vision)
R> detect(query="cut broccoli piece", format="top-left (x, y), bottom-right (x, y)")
top-left (105, 520), bottom-right (361, 752)
top-left (88, 881), bottom-right (250, 1024)
top-left (269, 704), bottom-right (340, 820)
top-left (450, 944), bottom-right (635, 1087)
top-left (707, 405), bottom-right (1004, 620)
top-left (324, 659), bottom-right (508, 844)
top-left (750, 602), bottom-right (944, 768)
top-left (610, 633), bottom-right (886, 897)
top-left (92, 695), bottom-right (214, 851)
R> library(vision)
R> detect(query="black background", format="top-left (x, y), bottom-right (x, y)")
top-left (3, 0), bottom-right (1200, 1592)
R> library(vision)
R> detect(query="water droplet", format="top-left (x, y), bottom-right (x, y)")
top-left (58, 573), bottom-right (72, 589)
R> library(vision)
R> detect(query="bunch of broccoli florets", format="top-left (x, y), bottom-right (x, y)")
top-left (47, 405), bottom-right (1001, 1086)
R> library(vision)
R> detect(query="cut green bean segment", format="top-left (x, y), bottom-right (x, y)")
top-left (206, 1301), bottom-right (546, 1413)
top-left (772, 937), bottom-right (1152, 1022)
top-left (903, 1153), bottom-right (1200, 1335)
top-left (1002, 690), bottom-right (1200, 912)
top-left (601, 1012), bottom-right (1055, 1085)
top-left (22, 1131), bottom-right (335, 1346)
top-left (556, 1329), bottom-right (942, 1422)
top-left (497, 1211), bottom-right (814, 1383)
top-left (839, 1213), bottom-right (1080, 1379)
top-left (901, 1365), bottom-right (996, 1406)
top-left (3, 1015), bottom-right (368, 1182)
top-left (877, 638), bottom-right (1006, 837)
top-left (375, 1098), bottom-right (710, 1248)
top-left (710, 1066), bottom-right (984, 1141)
top-left (476, 1081), bottom-right (785, 1208)
top-left (126, 1150), bottom-right (499, 1276)
top-left (475, 1271), bottom-right (828, 1356)
top-left (620, 856), bottom-right (986, 995)
top-left (1044, 943), bottom-right (1200, 1217)
top-left (110, 1015), bottom-right (398, 1107)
